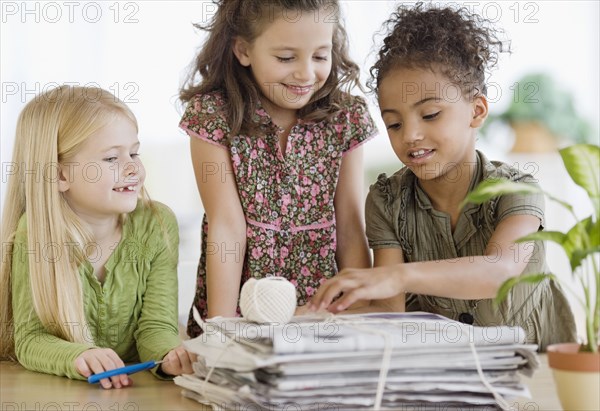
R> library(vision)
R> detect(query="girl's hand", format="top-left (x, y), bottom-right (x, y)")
top-left (294, 304), bottom-right (312, 316)
top-left (75, 348), bottom-right (131, 389)
top-left (160, 345), bottom-right (197, 376)
top-left (310, 266), bottom-right (403, 313)
top-left (294, 303), bottom-right (331, 317)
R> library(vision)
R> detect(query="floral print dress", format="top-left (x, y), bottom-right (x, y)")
top-left (180, 91), bottom-right (376, 337)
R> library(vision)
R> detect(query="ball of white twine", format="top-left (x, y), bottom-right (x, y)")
top-left (240, 277), bottom-right (297, 324)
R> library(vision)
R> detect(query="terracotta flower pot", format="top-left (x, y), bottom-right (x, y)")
top-left (547, 343), bottom-right (600, 410)
top-left (510, 121), bottom-right (558, 153)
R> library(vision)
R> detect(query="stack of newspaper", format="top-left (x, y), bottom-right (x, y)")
top-left (175, 312), bottom-right (539, 410)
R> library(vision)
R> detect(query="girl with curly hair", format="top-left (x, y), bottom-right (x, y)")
top-left (311, 2), bottom-right (576, 351)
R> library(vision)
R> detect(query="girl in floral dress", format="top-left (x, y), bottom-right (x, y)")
top-left (179, 0), bottom-right (377, 337)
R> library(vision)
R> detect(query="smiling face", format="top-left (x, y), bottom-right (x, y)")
top-left (58, 114), bottom-right (145, 223)
top-left (233, 8), bottom-right (334, 123)
top-left (378, 67), bottom-right (488, 182)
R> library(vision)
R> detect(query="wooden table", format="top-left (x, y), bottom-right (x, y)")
top-left (1, 356), bottom-right (561, 410)
top-left (0, 361), bottom-right (205, 411)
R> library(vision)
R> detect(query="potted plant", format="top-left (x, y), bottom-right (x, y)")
top-left (483, 73), bottom-right (595, 152)
top-left (463, 143), bottom-right (599, 410)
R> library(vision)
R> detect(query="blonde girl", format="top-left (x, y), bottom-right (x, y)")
top-left (1, 85), bottom-right (195, 388)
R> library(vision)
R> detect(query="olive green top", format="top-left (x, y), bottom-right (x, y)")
top-left (11, 201), bottom-right (181, 379)
top-left (366, 151), bottom-right (577, 351)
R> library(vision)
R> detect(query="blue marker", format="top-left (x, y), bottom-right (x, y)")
top-left (88, 360), bottom-right (164, 384)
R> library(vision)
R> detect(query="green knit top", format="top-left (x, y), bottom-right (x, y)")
top-left (11, 201), bottom-right (181, 379)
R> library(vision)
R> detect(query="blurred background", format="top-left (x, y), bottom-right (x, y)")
top-left (1, 1), bottom-right (599, 334)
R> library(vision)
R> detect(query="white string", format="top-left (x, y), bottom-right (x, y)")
top-left (192, 306), bottom-right (236, 397)
top-left (321, 313), bottom-right (392, 410)
top-left (240, 277), bottom-right (296, 324)
top-left (364, 327), bottom-right (392, 410)
top-left (200, 337), bottom-right (236, 397)
top-left (194, 307), bottom-right (519, 410)
top-left (321, 314), bottom-right (518, 411)
top-left (467, 338), bottom-right (516, 411)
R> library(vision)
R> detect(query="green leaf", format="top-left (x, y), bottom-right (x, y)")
top-left (589, 218), bottom-right (600, 248)
top-left (563, 218), bottom-right (593, 271)
top-left (462, 179), bottom-right (542, 208)
top-left (464, 177), bottom-right (575, 213)
top-left (515, 231), bottom-right (567, 245)
top-left (544, 193), bottom-right (576, 213)
top-left (560, 144), bottom-right (600, 216)
top-left (495, 273), bottom-right (556, 305)
top-left (516, 227), bottom-right (599, 272)
top-left (571, 247), bottom-right (600, 273)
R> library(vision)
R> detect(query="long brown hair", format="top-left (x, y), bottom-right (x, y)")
top-left (179, 0), bottom-right (362, 136)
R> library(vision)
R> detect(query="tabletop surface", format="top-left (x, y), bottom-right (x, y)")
top-left (1, 356), bottom-right (561, 410)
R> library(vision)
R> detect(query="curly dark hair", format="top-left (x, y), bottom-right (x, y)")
top-left (369, 2), bottom-right (507, 99)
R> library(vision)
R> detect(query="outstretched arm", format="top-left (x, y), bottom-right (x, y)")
top-left (310, 214), bottom-right (539, 312)
top-left (190, 136), bottom-right (246, 318)
top-left (333, 247), bottom-right (406, 314)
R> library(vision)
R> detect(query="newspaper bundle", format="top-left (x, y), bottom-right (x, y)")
top-left (174, 312), bottom-right (539, 410)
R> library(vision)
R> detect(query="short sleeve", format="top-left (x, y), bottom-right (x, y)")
top-left (496, 175), bottom-right (545, 229)
top-left (365, 176), bottom-right (402, 249)
top-left (341, 96), bottom-right (377, 155)
top-left (179, 92), bottom-right (231, 148)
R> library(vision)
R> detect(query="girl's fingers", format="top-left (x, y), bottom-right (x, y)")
top-left (313, 272), bottom-right (376, 312)
top-left (106, 352), bottom-right (128, 388)
top-left (161, 347), bottom-right (197, 376)
top-left (175, 350), bottom-right (196, 375)
top-left (176, 346), bottom-right (188, 361)
top-left (311, 269), bottom-right (361, 310)
top-left (177, 352), bottom-right (193, 374)
top-left (317, 287), bottom-right (338, 310)
top-left (90, 350), bottom-right (119, 389)
top-left (172, 349), bottom-right (185, 374)
top-left (175, 347), bottom-right (194, 374)
top-left (183, 351), bottom-right (198, 374)
top-left (311, 281), bottom-right (337, 309)
top-left (74, 356), bottom-right (92, 377)
top-left (330, 288), bottom-right (366, 312)
top-left (161, 350), bottom-right (177, 376)
top-left (76, 349), bottom-right (131, 389)
top-left (86, 354), bottom-right (113, 389)
top-left (189, 352), bottom-right (198, 363)
top-left (98, 352), bottom-right (122, 389)
top-left (319, 278), bottom-right (358, 310)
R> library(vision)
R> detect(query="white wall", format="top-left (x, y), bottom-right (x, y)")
top-left (1, 1), bottom-right (598, 330)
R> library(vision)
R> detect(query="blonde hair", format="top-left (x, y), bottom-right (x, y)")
top-left (1, 85), bottom-right (142, 359)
